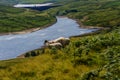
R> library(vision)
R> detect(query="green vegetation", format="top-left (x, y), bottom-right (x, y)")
top-left (48, 0), bottom-right (120, 27)
top-left (0, 0), bottom-right (120, 80)
top-left (0, 28), bottom-right (120, 80)
top-left (0, 5), bottom-right (56, 33)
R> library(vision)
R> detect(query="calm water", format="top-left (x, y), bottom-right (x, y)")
top-left (0, 17), bottom-right (97, 60)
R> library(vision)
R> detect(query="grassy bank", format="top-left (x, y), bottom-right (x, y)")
top-left (0, 27), bottom-right (120, 80)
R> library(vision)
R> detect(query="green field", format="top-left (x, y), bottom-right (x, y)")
top-left (0, 0), bottom-right (120, 80)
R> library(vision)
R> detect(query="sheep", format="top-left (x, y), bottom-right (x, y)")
top-left (44, 37), bottom-right (70, 48)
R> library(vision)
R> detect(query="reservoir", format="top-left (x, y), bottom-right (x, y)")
top-left (14, 3), bottom-right (53, 7)
top-left (14, 3), bottom-right (59, 11)
top-left (0, 17), bottom-right (97, 60)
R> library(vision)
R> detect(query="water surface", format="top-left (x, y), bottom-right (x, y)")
top-left (14, 3), bottom-right (57, 11)
top-left (0, 17), bottom-right (97, 60)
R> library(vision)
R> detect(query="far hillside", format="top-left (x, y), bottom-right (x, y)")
top-left (0, 5), bottom-right (56, 33)
top-left (0, 0), bottom-right (77, 33)
top-left (48, 0), bottom-right (120, 27)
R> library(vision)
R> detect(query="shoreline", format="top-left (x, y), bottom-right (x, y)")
top-left (69, 16), bottom-right (110, 29)
top-left (17, 26), bottom-right (110, 59)
top-left (0, 16), bottom-right (107, 36)
top-left (68, 17), bottom-right (111, 37)
top-left (0, 17), bottom-right (57, 36)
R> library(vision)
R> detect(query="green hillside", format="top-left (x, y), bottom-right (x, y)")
top-left (0, 5), bottom-right (56, 33)
top-left (48, 0), bottom-right (120, 27)
top-left (0, 27), bottom-right (119, 80)
top-left (0, 0), bottom-right (120, 80)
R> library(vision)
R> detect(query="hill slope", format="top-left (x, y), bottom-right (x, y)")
top-left (0, 5), bottom-right (56, 33)
top-left (0, 0), bottom-right (120, 80)
top-left (0, 27), bottom-right (120, 80)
